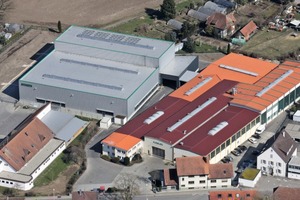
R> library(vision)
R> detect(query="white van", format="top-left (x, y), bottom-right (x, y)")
top-left (255, 124), bottom-right (266, 134)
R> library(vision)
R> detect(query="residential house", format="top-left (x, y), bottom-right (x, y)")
top-left (206, 12), bottom-right (236, 38)
top-left (257, 131), bottom-right (297, 177)
top-left (209, 189), bottom-right (257, 200)
top-left (284, 123), bottom-right (300, 142)
top-left (239, 20), bottom-right (258, 41)
top-left (287, 156), bottom-right (300, 180)
top-left (175, 156), bottom-right (233, 190)
top-left (101, 132), bottom-right (143, 162)
top-left (273, 186), bottom-right (300, 200)
top-left (163, 168), bottom-right (178, 190)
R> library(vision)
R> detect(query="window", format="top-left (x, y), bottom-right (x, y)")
top-left (199, 180), bottom-right (205, 184)
top-left (217, 194), bottom-right (222, 198)
top-left (277, 162), bottom-right (281, 167)
top-left (211, 186), bottom-right (216, 188)
top-left (188, 175), bottom-right (194, 178)
top-left (182, 178), bottom-right (185, 181)
top-left (270, 154), bottom-right (273, 158)
top-left (112, 147), bottom-right (115, 150)
top-left (270, 161), bottom-right (274, 166)
top-left (188, 181), bottom-right (194, 184)
top-left (246, 194), bottom-right (251, 197)
top-left (199, 175), bottom-right (205, 177)
top-left (211, 151), bottom-right (215, 159)
top-left (226, 139), bottom-right (230, 147)
top-left (222, 185), bottom-right (227, 188)
top-left (228, 194), bottom-right (232, 197)
top-left (216, 147), bottom-right (220, 154)
top-left (117, 150), bottom-right (121, 153)
top-left (262, 167), bottom-right (266, 171)
top-left (221, 143), bottom-right (225, 151)
top-left (237, 131), bottom-right (241, 138)
top-left (277, 169), bottom-right (281, 174)
top-left (107, 146), bottom-right (110, 149)
top-left (211, 180), bottom-right (216, 183)
top-left (181, 185), bottom-right (185, 187)
top-left (241, 127), bottom-right (246, 135)
top-left (231, 135), bottom-right (236, 142)
top-left (246, 124), bottom-right (251, 131)
top-left (221, 180), bottom-right (228, 182)
top-left (122, 151), bottom-right (125, 154)
top-left (262, 160), bottom-right (266, 164)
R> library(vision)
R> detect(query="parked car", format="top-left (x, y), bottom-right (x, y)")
top-left (248, 137), bottom-right (257, 144)
top-left (231, 150), bottom-right (241, 156)
top-left (255, 124), bottom-right (266, 134)
top-left (235, 147), bottom-right (243, 154)
top-left (221, 155), bottom-right (233, 163)
top-left (252, 133), bottom-right (261, 139)
top-left (238, 145), bottom-right (247, 152)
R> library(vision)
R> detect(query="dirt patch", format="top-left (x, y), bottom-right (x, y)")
top-left (4, 0), bottom-right (165, 27)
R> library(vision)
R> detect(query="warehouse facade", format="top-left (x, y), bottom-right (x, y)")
top-left (19, 26), bottom-right (198, 121)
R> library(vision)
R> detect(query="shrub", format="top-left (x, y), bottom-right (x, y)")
top-left (25, 192), bottom-right (36, 197)
top-left (101, 154), bottom-right (111, 161)
top-left (132, 154), bottom-right (143, 163)
top-left (111, 157), bottom-right (120, 163)
top-left (124, 156), bottom-right (130, 166)
top-left (3, 188), bottom-right (15, 197)
top-left (106, 187), bottom-right (118, 193)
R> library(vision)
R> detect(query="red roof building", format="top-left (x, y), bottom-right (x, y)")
top-left (240, 20), bottom-right (258, 40)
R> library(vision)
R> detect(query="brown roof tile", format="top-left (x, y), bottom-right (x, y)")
top-left (240, 20), bottom-right (258, 40)
top-left (206, 12), bottom-right (236, 30)
top-left (272, 131), bottom-right (297, 163)
top-left (176, 156), bottom-right (209, 176)
top-left (0, 117), bottom-right (53, 171)
top-left (209, 163), bottom-right (233, 179)
top-left (273, 187), bottom-right (300, 200)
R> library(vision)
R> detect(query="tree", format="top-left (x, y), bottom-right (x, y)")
top-left (115, 173), bottom-right (140, 200)
top-left (57, 20), bottom-right (62, 33)
top-left (227, 43), bottom-right (231, 54)
top-left (180, 21), bottom-right (196, 39)
top-left (160, 0), bottom-right (176, 21)
top-left (183, 37), bottom-right (195, 53)
top-left (124, 157), bottom-right (130, 166)
top-left (204, 25), bottom-right (214, 37)
top-left (0, 35), bottom-right (6, 45)
top-left (164, 31), bottom-right (177, 42)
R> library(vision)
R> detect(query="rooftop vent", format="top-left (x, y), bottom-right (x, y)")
top-left (144, 111), bottom-right (164, 125)
top-left (219, 64), bottom-right (258, 77)
top-left (208, 121), bottom-right (229, 136)
top-left (167, 97), bottom-right (217, 132)
top-left (256, 70), bottom-right (293, 97)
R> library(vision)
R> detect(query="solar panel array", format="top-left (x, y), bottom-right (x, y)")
top-left (76, 29), bottom-right (154, 50)
top-left (42, 74), bottom-right (123, 91)
top-left (60, 58), bottom-right (139, 75)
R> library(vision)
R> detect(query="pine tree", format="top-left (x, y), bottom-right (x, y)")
top-left (183, 37), bottom-right (195, 53)
top-left (160, 0), bottom-right (176, 21)
top-left (58, 20), bottom-right (62, 33)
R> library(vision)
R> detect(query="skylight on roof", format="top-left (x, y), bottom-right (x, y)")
top-left (184, 77), bottom-right (212, 96)
top-left (208, 121), bottom-right (228, 136)
top-left (167, 97), bottom-right (217, 132)
top-left (256, 69), bottom-right (293, 97)
top-left (144, 111), bottom-right (164, 125)
top-left (219, 64), bottom-right (258, 77)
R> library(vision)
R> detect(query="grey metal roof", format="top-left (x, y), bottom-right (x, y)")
top-left (20, 51), bottom-right (156, 99)
top-left (167, 19), bottom-right (183, 30)
top-left (188, 9), bottom-right (210, 21)
top-left (0, 171), bottom-right (32, 183)
top-left (203, 1), bottom-right (227, 14)
top-left (285, 123), bottom-right (300, 140)
top-left (56, 26), bottom-right (173, 58)
top-left (179, 70), bottom-right (198, 82)
top-left (160, 56), bottom-right (197, 77)
top-left (18, 138), bottom-right (64, 175)
top-left (289, 156), bottom-right (300, 166)
top-left (40, 110), bottom-right (88, 142)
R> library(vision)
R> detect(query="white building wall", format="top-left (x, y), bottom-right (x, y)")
top-left (30, 142), bottom-right (66, 180)
top-left (178, 175), bottom-right (208, 190)
top-left (36, 103), bottom-right (51, 120)
top-left (0, 179), bottom-right (33, 191)
top-left (239, 171), bottom-right (261, 188)
top-left (257, 147), bottom-right (286, 177)
top-left (0, 158), bottom-right (16, 173)
top-left (207, 178), bottom-right (231, 189)
top-left (144, 137), bottom-right (173, 161)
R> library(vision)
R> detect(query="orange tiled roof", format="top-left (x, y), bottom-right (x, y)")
top-left (176, 156), bottom-right (209, 176)
top-left (170, 75), bottom-right (221, 101)
top-left (200, 53), bottom-right (278, 84)
top-left (240, 20), bottom-right (258, 40)
top-left (101, 132), bottom-right (141, 151)
top-left (230, 62), bottom-right (300, 112)
top-left (0, 118), bottom-right (53, 171)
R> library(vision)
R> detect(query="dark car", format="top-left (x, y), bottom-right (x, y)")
top-left (231, 150), bottom-right (240, 156)
top-left (252, 133), bottom-right (261, 139)
top-left (238, 145), bottom-right (247, 152)
top-left (235, 147), bottom-right (243, 154)
top-left (221, 156), bottom-right (233, 163)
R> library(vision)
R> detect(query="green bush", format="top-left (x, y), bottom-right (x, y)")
top-left (101, 154), bottom-right (111, 161)
top-left (111, 157), bottom-right (120, 163)
top-left (124, 156), bottom-right (130, 166)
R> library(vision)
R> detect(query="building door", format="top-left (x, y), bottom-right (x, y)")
top-left (152, 147), bottom-right (165, 159)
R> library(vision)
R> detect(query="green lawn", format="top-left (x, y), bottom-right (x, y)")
top-left (240, 28), bottom-right (300, 60)
top-left (241, 168), bottom-right (260, 180)
top-left (295, 12), bottom-right (300, 20)
top-left (195, 43), bottom-right (219, 53)
top-left (34, 154), bottom-right (68, 187)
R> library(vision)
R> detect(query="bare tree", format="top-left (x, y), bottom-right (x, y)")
top-left (114, 173), bottom-right (140, 200)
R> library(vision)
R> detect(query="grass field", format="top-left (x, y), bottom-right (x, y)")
top-left (34, 154), bottom-right (68, 187)
top-left (240, 28), bottom-right (300, 60)
top-left (195, 43), bottom-right (219, 53)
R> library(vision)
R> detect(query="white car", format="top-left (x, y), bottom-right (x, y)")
top-left (255, 124), bottom-right (266, 134)
top-left (248, 137), bottom-right (257, 144)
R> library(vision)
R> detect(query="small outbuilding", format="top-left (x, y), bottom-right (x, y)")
top-left (293, 110), bottom-right (300, 122)
top-left (239, 168), bottom-right (261, 188)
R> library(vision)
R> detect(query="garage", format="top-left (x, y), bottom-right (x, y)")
top-left (152, 146), bottom-right (165, 159)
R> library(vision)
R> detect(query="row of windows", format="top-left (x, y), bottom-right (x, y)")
top-left (261, 160), bottom-right (282, 167)
top-left (289, 165), bottom-right (300, 170)
top-left (0, 180), bottom-right (13, 185)
top-left (210, 116), bottom-right (260, 159)
top-left (217, 193), bottom-right (251, 198)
